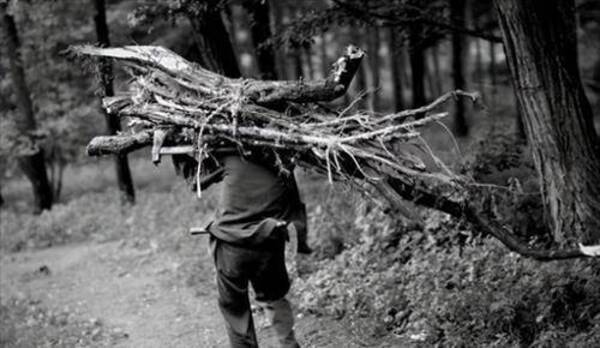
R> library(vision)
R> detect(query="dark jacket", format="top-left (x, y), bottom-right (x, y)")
top-left (207, 152), bottom-right (306, 246)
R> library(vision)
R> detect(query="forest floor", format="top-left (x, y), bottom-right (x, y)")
top-left (0, 224), bottom-right (409, 347)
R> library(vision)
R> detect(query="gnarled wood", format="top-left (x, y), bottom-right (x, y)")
top-left (74, 45), bottom-right (365, 106)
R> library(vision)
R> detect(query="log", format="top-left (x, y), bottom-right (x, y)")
top-left (244, 45), bottom-right (365, 104)
top-left (74, 45), bottom-right (365, 106)
top-left (86, 131), bottom-right (153, 156)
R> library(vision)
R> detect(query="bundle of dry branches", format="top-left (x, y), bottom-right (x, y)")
top-left (76, 45), bottom-right (472, 195)
top-left (74, 45), bottom-right (590, 260)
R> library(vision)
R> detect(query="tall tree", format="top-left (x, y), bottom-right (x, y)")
top-left (286, 2), bottom-right (304, 80)
top-left (366, 26), bottom-right (381, 111)
top-left (269, 0), bottom-right (288, 79)
top-left (187, 2), bottom-right (241, 78)
top-left (430, 45), bottom-right (443, 97)
top-left (242, 0), bottom-right (277, 80)
top-left (302, 42), bottom-right (314, 80)
top-left (319, 32), bottom-right (329, 79)
top-left (450, 0), bottom-right (469, 136)
top-left (494, 0), bottom-right (600, 245)
top-left (388, 27), bottom-right (404, 111)
top-left (488, 40), bottom-right (497, 104)
top-left (408, 23), bottom-right (426, 107)
top-left (94, 0), bottom-right (135, 205)
top-left (1, 2), bottom-right (53, 213)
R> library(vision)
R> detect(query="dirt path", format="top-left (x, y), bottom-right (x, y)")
top-left (1, 239), bottom-right (229, 347)
top-left (1, 238), bottom-right (394, 347)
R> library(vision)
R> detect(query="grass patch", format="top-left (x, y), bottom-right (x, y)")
top-left (0, 155), bottom-right (218, 252)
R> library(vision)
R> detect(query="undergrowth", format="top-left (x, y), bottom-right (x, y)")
top-left (292, 131), bottom-right (600, 347)
top-left (293, 208), bottom-right (600, 347)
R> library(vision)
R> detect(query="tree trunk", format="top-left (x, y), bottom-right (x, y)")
top-left (408, 25), bottom-right (426, 107)
top-left (450, 0), bottom-right (469, 136)
top-left (319, 32), bottom-right (328, 79)
top-left (187, 4), bottom-right (241, 78)
top-left (367, 26), bottom-right (381, 111)
top-left (389, 27), bottom-right (404, 111)
top-left (292, 47), bottom-right (303, 80)
top-left (94, 0), bottom-right (135, 205)
top-left (1, 3), bottom-right (53, 213)
top-left (243, 0), bottom-right (277, 80)
top-left (489, 40), bottom-right (497, 104)
top-left (494, 0), bottom-right (600, 245)
top-left (515, 103), bottom-right (526, 140)
top-left (357, 28), bottom-right (373, 111)
top-left (475, 38), bottom-right (482, 86)
top-left (431, 44), bottom-right (443, 96)
top-left (302, 43), bottom-right (314, 80)
top-left (425, 49), bottom-right (437, 101)
top-left (226, 4), bottom-right (254, 76)
top-left (270, 0), bottom-right (288, 79)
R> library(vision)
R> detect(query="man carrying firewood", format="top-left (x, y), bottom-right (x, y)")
top-left (178, 149), bottom-right (307, 348)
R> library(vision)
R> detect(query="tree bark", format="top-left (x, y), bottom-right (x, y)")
top-left (450, 0), bottom-right (469, 136)
top-left (494, 0), bottom-right (600, 245)
top-left (94, 0), bottom-right (135, 205)
top-left (389, 27), bottom-right (404, 111)
top-left (1, 3), bottom-right (53, 213)
top-left (242, 0), bottom-right (277, 80)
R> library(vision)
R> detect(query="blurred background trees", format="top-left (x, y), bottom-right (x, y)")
top-left (1, 2), bottom-right (53, 212)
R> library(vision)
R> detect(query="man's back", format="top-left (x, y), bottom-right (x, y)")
top-left (210, 154), bottom-right (302, 246)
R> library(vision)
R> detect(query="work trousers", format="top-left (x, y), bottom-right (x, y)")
top-left (213, 237), bottom-right (300, 348)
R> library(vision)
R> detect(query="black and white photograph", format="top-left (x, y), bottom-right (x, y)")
top-left (1, 0), bottom-right (599, 347)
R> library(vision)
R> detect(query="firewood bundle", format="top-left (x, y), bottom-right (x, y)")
top-left (75, 45), bottom-right (477, 202)
top-left (74, 45), bottom-right (598, 259)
